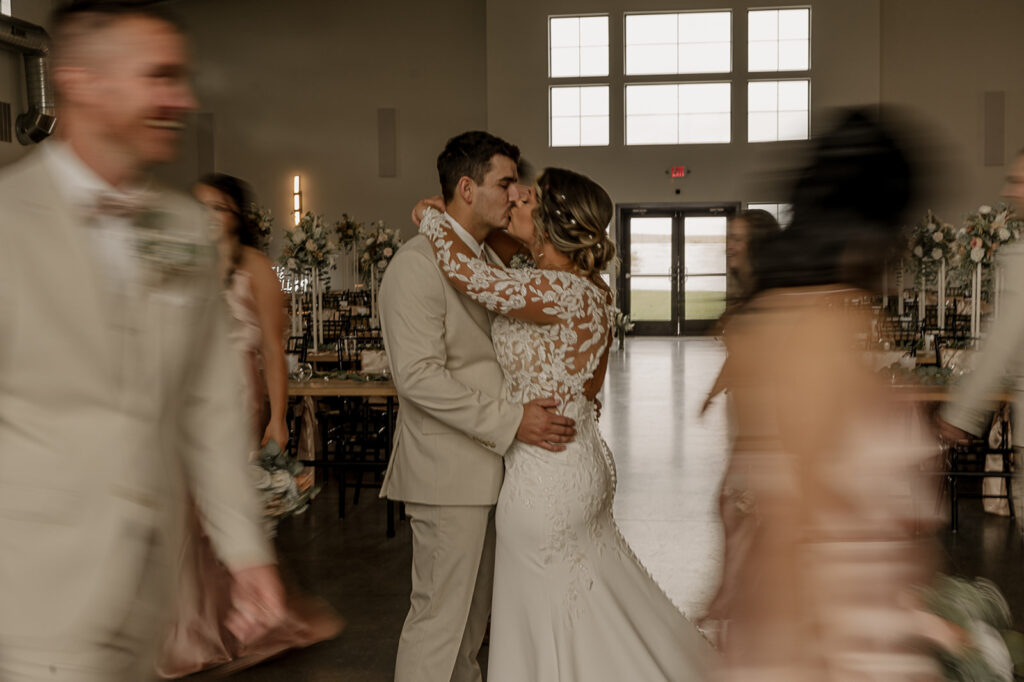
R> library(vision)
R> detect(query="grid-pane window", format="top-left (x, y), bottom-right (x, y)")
top-left (626, 83), bottom-right (731, 145)
top-left (551, 86), bottom-right (610, 147)
top-left (748, 8), bottom-right (809, 72)
top-left (1, 0), bottom-right (10, 16)
top-left (748, 80), bottom-right (808, 142)
top-left (625, 11), bottom-right (731, 76)
top-left (549, 16), bottom-right (609, 78)
top-left (748, 202), bottom-right (793, 228)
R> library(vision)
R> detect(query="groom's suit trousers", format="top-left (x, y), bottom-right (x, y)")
top-left (395, 503), bottom-right (496, 682)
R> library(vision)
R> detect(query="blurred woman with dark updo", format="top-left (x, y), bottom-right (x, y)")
top-left (706, 110), bottom-right (943, 680)
top-left (413, 167), bottom-right (713, 680)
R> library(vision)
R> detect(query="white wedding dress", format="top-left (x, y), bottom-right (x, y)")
top-left (420, 209), bottom-right (714, 681)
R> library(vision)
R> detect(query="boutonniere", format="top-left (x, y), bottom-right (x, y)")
top-left (132, 207), bottom-right (214, 278)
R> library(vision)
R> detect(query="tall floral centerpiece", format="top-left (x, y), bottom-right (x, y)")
top-left (334, 213), bottom-right (362, 288)
top-left (358, 220), bottom-right (402, 323)
top-left (907, 212), bottom-right (961, 328)
top-left (249, 204), bottom-right (274, 253)
top-left (955, 204), bottom-right (1022, 337)
top-left (278, 211), bottom-right (338, 350)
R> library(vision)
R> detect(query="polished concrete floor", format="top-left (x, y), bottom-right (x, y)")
top-left (198, 337), bottom-right (1024, 681)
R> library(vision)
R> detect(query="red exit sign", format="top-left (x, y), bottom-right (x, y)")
top-left (670, 165), bottom-right (687, 178)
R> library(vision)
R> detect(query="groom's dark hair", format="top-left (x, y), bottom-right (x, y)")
top-left (437, 131), bottom-right (520, 203)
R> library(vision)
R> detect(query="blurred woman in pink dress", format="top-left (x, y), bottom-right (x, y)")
top-left (706, 110), bottom-right (944, 681)
top-left (157, 174), bottom-right (341, 678)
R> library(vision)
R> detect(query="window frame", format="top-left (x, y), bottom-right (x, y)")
top-left (623, 9), bottom-right (734, 77)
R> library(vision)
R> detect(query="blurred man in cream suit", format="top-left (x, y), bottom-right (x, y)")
top-left (380, 131), bottom-right (576, 682)
top-left (0, 4), bottom-right (282, 680)
top-left (939, 151), bottom-right (1024, 450)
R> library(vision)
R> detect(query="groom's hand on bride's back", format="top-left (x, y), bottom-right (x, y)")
top-left (516, 398), bottom-right (576, 452)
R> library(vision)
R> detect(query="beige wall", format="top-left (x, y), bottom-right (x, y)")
top-left (486, 0), bottom-right (881, 221)
top-left (880, 0), bottom-right (1024, 221)
top-left (0, 0), bottom-right (54, 167)
top-left (176, 0), bottom-right (487, 280)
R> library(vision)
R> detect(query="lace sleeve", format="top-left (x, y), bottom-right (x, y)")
top-left (419, 207), bottom-right (582, 325)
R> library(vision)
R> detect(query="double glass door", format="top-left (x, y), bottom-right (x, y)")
top-left (620, 205), bottom-right (735, 335)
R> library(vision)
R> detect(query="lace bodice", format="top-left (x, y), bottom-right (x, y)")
top-left (419, 208), bottom-right (613, 410)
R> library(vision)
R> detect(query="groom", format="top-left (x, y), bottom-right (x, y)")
top-left (379, 131), bottom-right (576, 682)
top-left (0, 4), bottom-right (280, 680)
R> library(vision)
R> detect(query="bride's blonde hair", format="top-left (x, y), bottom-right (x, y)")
top-left (532, 168), bottom-right (616, 276)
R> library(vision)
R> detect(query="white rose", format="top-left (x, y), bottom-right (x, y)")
top-left (932, 231), bottom-right (943, 243)
top-left (927, 222), bottom-right (936, 232)
top-left (365, 237), bottom-right (375, 246)
top-left (971, 247), bottom-right (985, 262)
top-left (931, 247), bottom-right (943, 260)
top-left (306, 239), bottom-right (316, 251)
top-left (377, 259), bottom-right (387, 269)
top-left (913, 246), bottom-right (924, 257)
top-left (383, 247), bottom-right (393, 257)
top-left (979, 205), bottom-right (992, 214)
top-left (377, 232), bottom-right (387, 243)
top-left (292, 229), bottom-right (306, 243)
top-left (999, 228), bottom-right (1011, 241)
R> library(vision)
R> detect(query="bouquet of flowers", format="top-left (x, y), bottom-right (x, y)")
top-left (508, 252), bottom-right (536, 270)
top-left (248, 203), bottom-right (274, 252)
top-left (916, 574), bottom-right (1024, 680)
top-left (613, 308), bottom-right (635, 350)
top-left (956, 203), bottom-right (1021, 273)
top-left (334, 213), bottom-right (362, 252)
top-left (248, 440), bottom-right (320, 537)
top-left (278, 211), bottom-right (338, 273)
top-left (907, 211), bottom-right (962, 281)
top-left (359, 220), bottom-right (402, 282)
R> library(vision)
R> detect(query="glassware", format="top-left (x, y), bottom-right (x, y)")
top-left (296, 362), bottom-right (314, 382)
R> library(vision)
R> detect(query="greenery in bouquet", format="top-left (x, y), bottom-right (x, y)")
top-left (248, 440), bottom-right (320, 537)
top-left (954, 204), bottom-right (1022, 295)
top-left (248, 203), bottom-right (274, 252)
top-left (359, 220), bottom-right (402, 282)
top-left (915, 575), bottom-right (1024, 681)
top-left (278, 211), bottom-right (338, 273)
top-left (907, 211), bottom-right (963, 282)
top-left (334, 213), bottom-right (362, 252)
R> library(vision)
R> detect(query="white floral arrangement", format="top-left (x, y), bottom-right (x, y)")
top-left (359, 220), bottom-right (402, 281)
top-left (908, 211), bottom-right (962, 281)
top-left (334, 213), bottom-right (362, 252)
top-left (248, 203), bottom-right (274, 252)
top-left (278, 211), bottom-right (338, 273)
top-left (955, 203), bottom-right (1021, 272)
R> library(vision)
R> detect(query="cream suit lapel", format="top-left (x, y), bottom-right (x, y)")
top-left (20, 155), bottom-right (124, 386)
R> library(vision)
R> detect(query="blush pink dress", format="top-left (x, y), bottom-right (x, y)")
top-left (156, 270), bottom-right (342, 679)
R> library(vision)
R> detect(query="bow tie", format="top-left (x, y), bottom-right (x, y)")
top-left (87, 191), bottom-right (154, 220)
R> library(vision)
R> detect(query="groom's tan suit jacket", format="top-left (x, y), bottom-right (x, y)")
top-left (0, 148), bottom-right (273, 669)
top-left (379, 234), bottom-right (523, 506)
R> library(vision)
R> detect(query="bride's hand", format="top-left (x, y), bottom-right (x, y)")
top-left (411, 196), bottom-right (446, 226)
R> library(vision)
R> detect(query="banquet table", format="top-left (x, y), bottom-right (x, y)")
top-left (288, 378), bottom-right (400, 536)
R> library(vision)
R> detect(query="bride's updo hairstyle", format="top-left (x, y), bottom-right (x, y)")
top-left (533, 168), bottom-right (616, 276)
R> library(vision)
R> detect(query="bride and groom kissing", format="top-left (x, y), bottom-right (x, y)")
top-left (378, 130), bottom-right (712, 682)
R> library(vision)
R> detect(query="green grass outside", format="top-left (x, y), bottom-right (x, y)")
top-left (629, 290), bottom-right (726, 322)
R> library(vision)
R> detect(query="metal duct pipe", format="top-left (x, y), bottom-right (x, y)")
top-left (0, 16), bottom-right (56, 145)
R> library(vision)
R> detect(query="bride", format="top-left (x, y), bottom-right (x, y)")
top-left (416, 168), bottom-right (713, 681)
